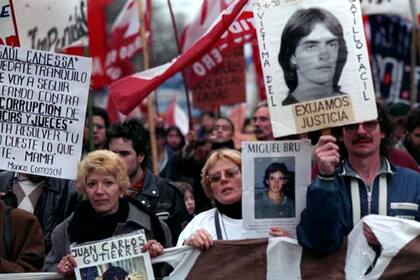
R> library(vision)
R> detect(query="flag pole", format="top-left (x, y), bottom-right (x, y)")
top-left (83, 28), bottom-right (94, 153)
top-left (138, 0), bottom-right (159, 175)
top-left (410, 0), bottom-right (418, 106)
top-left (167, 0), bottom-right (193, 130)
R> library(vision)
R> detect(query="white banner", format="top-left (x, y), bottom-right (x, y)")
top-left (12, 0), bottom-right (87, 52)
top-left (2, 216), bottom-right (420, 279)
top-left (0, 45), bottom-right (91, 179)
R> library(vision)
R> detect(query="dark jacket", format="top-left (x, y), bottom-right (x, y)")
top-left (135, 169), bottom-right (191, 245)
top-left (0, 172), bottom-right (78, 253)
top-left (0, 201), bottom-right (45, 272)
top-left (43, 199), bottom-right (171, 272)
top-left (297, 159), bottom-right (420, 255)
top-left (158, 146), bottom-right (178, 181)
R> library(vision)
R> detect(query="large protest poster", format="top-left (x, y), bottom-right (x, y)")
top-left (0, 0), bottom-right (18, 46)
top-left (12, 0), bottom-right (87, 52)
top-left (71, 231), bottom-right (155, 280)
top-left (0, 45), bottom-right (91, 179)
top-left (241, 140), bottom-right (311, 237)
top-left (192, 48), bottom-right (246, 110)
top-left (254, 0), bottom-right (377, 137)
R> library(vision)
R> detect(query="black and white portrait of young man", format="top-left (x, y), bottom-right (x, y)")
top-left (279, 7), bottom-right (348, 105)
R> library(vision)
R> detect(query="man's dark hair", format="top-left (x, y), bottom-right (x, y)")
top-left (87, 106), bottom-right (110, 129)
top-left (405, 108), bottom-right (420, 133)
top-left (278, 7), bottom-right (348, 93)
top-left (166, 125), bottom-right (186, 148)
top-left (108, 118), bottom-right (149, 169)
top-left (263, 162), bottom-right (289, 189)
top-left (155, 126), bottom-right (167, 139)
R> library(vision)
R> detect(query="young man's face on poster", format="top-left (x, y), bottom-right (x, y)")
top-left (266, 171), bottom-right (287, 193)
top-left (291, 23), bottom-right (339, 87)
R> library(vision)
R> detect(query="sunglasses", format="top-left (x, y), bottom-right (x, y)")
top-left (343, 120), bottom-right (379, 133)
top-left (207, 167), bottom-right (240, 184)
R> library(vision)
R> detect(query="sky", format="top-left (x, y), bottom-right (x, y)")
top-left (164, 0), bottom-right (203, 21)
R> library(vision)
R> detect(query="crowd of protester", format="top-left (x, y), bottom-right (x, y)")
top-left (0, 99), bottom-right (419, 278)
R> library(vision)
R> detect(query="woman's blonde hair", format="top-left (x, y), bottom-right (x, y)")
top-left (76, 150), bottom-right (130, 197)
top-left (201, 149), bottom-right (241, 199)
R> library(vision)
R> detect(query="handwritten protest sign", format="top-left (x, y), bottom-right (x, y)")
top-left (254, 0), bottom-right (376, 137)
top-left (12, 0), bottom-right (87, 52)
top-left (0, 45), bottom-right (91, 179)
top-left (71, 231), bottom-right (154, 280)
top-left (0, 0), bottom-right (18, 46)
top-left (241, 140), bottom-right (311, 237)
top-left (192, 48), bottom-right (246, 110)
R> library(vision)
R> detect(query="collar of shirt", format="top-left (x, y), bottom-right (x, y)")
top-left (338, 157), bottom-right (395, 179)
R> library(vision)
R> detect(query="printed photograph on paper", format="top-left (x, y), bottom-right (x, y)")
top-left (253, 0), bottom-right (377, 137)
top-left (78, 256), bottom-right (149, 280)
top-left (241, 140), bottom-right (311, 238)
top-left (71, 231), bottom-right (155, 280)
top-left (254, 157), bottom-right (295, 219)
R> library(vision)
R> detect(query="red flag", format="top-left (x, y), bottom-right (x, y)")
top-left (87, 0), bottom-right (114, 16)
top-left (163, 96), bottom-right (189, 135)
top-left (181, 0), bottom-right (255, 88)
top-left (252, 40), bottom-right (266, 101)
top-left (110, 0), bottom-right (250, 115)
top-left (65, 0), bottom-right (151, 90)
top-left (89, 7), bottom-right (108, 89)
top-left (104, 0), bottom-right (151, 84)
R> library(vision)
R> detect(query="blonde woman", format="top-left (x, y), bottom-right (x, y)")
top-left (43, 150), bottom-right (171, 276)
top-left (177, 149), bottom-right (289, 250)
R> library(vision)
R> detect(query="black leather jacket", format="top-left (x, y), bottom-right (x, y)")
top-left (0, 172), bottom-right (79, 253)
top-left (134, 168), bottom-right (191, 245)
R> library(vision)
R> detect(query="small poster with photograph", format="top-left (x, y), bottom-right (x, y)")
top-left (71, 231), bottom-right (155, 280)
top-left (242, 140), bottom-right (311, 237)
top-left (253, 0), bottom-right (377, 137)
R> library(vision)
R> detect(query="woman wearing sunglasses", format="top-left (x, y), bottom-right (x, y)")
top-left (176, 149), bottom-right (289, 250)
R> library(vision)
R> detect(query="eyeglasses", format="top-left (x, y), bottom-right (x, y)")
top-left (207, 167), bottom-right (240, 184)
top-left (343, 121), bottom-right (379, 133)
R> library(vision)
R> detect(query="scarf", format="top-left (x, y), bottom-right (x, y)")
top-left (215, 200), bottom-right (242, 219)
top-left (68, 198), bottom-right (129, 244)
